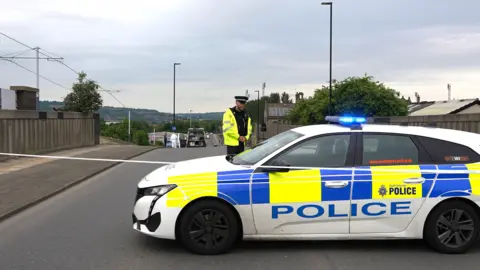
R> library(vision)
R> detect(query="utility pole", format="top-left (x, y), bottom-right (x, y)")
top-left (322, 2), bottom-right (333, 115)
top-left (0, 32), bottom-right (128, 128)
top-left (0, 47), bottom-right (63, 109)
top-left (153, 128), bottom-right (156, 145)
top-left (189, 109), bottom-right (193, 128)
top-left (128, 111), bottom-right (131, 142)
top-left (447, 84), bottom-right (452, 101)
top-left (35, 47), bottom-right (40, 109)
top-left (173, 62), bottom-right (181, 127)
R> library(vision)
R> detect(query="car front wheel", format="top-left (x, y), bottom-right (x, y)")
top-left (424, 200), bottom-right (480, 254)
top-left (178, 200), bottom-right (240, 255)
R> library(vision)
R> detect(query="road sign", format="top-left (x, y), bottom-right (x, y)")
top-left (172, 126), bottom-right (176, 131)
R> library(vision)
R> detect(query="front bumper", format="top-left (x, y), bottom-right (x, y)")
top-left (132, 188), bottom-right (181, 240)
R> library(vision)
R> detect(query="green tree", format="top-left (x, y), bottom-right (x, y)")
top-left (287, 75), bottom-right (408, 124)
top-left (246, 96), bottom-right (269, 124)
top-left (269, 92), bottom-right (281, 103)
top-left (294, 92), bottom-right (304, 103)
top-left (133, 130), bottom-right (149, 145)
top-left (281, 92), bottom-right (292, 103)
top-left (287, 89), bottom-right (330, 125)
top-left (63, 72), bottom-right (103, 113)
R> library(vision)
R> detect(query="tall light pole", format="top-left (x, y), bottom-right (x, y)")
top-left (128, 111), bottom-right (131, 142)
top-left (322, 2), bottom-right (333, 115)
top-left (189, 109), bottom-right (193, 128)
top-left (255, 90), bottom-right (260, 142)
top-left (173, 62), bottom-right (181, 127)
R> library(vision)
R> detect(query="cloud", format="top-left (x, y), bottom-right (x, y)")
top-left (1, 0), bottom-right (480, 113)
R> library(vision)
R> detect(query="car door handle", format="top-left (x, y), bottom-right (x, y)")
top-left (324, 181), bottom-right (349, 188)
top-left (403, 177), bottom-right (425, 184)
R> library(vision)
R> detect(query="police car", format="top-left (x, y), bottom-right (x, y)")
top-left (132, 116), bottom-right (480, 255)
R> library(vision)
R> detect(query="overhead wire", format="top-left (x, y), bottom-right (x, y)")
top-left (1, 48), bottom-right (32, 57)
top-left (1, 59), bottom-right (71, 91)
top-left (41, 57), bottom-right (127, 107)
top-left (1, 31), bottom-right (127, 107)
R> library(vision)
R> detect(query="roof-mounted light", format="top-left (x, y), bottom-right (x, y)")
top-left (325, 116), bottom-right (366, 124)
top-left (325, 115), bottom-right (367, 129)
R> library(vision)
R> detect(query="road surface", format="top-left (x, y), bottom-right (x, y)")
top-left (1, 146), bottom-right (480, 270)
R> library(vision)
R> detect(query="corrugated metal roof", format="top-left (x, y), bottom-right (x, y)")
top-left (409, 99), bottom-right (478, 116)
top-left (408, 102), bottom-right (435, 114)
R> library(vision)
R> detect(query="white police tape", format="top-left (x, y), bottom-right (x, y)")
top-left (256, 164), bottom-right (480, 174)
top-left (0, 152), bottom-right (172, 165)
top-left (1, 152), bottom-right (479, 174)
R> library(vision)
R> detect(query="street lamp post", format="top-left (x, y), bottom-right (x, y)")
top-left (189, 109), bottom-right (193, 128)
top-left (173, 62), bottom-right (181, 127)
top-left (254, 90), bottom-right (260, 143)
top-left (322, 2), bottom-right (333, 115)
top-left (128, 110), bottom-right (131, 142)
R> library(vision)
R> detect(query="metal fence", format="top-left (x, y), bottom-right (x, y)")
top-left (259, 113), bottom-right (480, 140)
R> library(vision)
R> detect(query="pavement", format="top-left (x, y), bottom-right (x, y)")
top-left (1, 139), bottom-right (480, 269)
top-left (0, 144), bottom-right (157, 221)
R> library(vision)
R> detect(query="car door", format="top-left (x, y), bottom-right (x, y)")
top-left (414, 135), bottom-right (480, 198)
top-left (251, 132), bottom-right (356, 235)
top-left (350, 132), bottom-right (437, 234)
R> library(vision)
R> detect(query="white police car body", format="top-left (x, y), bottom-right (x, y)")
top-left (132, 116), bottom-right (480, 255)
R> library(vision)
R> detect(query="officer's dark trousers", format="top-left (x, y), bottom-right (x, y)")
top-left (226, 143), bottom-right (245, 155)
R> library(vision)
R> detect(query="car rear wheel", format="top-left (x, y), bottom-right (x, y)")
top-left (424, 200), bottom-right (480, 254)
top-left (178, 200), bottom-right (239, 255)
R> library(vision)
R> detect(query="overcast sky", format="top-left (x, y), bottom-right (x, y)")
top-left (1, 0), bottom-right (479, 113)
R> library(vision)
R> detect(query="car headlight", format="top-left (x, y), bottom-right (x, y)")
top-left (144, 184), bottom-right (177, 196)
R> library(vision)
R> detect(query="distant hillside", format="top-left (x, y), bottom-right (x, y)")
top-left (176, 112), bottom-right (223, 121)
top-left (39, 100), bottom-right (223, 123)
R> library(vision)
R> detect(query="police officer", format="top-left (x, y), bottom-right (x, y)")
top-left (222, 95), bottom-right (253, 155)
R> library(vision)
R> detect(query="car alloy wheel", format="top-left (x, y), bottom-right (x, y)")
top-left (436, 209), bottom-right (475, 249)
top-left (424, 201), bottom-right (480, 254)
top-left (179, 200), bottom-right (239, 255)
top-left (188, 209), bottom-right (230, 250)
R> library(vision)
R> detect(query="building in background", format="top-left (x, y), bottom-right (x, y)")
top-left (408, 98), bottom-right (480, 116)
top-left (263, 102), bottom-right (295, 125)
top-left (0, 88), bottom-right (16, 110)
top-left (0, 86), bottom-right (39, 110)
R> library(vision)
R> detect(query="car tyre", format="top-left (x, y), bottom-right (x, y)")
top-left (424, 200), bottom-right (480, 254)
top-left (178, 200), bottom-right (240, 255)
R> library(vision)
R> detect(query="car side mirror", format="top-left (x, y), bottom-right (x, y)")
top-left (261, 159), bottom-right (290, 173)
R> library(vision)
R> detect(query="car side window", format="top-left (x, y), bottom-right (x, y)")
top-left (416, 136), bottom-right (480, 164)
top-left (268, 134), bottom-right (351, 168)
top-left (362, 134), bottom-right (419, 166)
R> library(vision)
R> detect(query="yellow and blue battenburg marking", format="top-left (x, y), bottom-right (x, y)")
top-left (166, 169), bottom-right (254, 207)
top-left (251, 169), bottom-right (353, 204)
top-left (165, 162), bottom-right (480, 208)
top-left (429, 164), bottom-right (480, 197)
top-left (352, 165), bottom-right (436, 200)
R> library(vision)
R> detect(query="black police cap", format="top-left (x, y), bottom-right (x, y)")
top-left (235, 96), bottom-right (248, 103)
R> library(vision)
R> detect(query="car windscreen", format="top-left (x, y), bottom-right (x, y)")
top-left (188, 131), bottom-right (204, 137)
top-left (230, 130), bottom-right (304, 166)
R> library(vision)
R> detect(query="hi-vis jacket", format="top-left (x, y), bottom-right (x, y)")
top-left (222, 108), bottom-right (253, 146)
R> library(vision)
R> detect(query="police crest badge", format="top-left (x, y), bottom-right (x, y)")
top-left (378, 185), bottom-right (387, 197)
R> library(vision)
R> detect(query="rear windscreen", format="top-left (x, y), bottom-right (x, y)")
top-left (188, 131), bottom-right (205, 137)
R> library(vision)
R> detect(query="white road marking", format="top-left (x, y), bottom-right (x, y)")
top-left (0, 152), bottom-right (172, 165)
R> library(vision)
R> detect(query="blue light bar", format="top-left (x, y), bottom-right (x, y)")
top-left (325, 116), bottom-right (367, 125)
